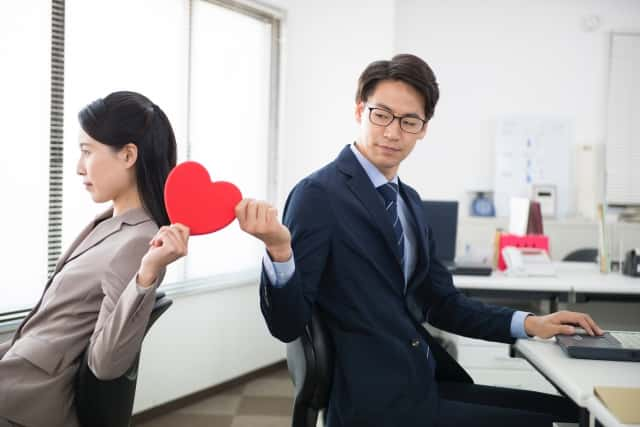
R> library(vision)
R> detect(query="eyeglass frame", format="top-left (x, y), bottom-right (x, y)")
top-left (366, 105), bottom-right (427, 134)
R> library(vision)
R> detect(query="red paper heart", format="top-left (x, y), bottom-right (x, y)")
top-left (164, 161), bottom-right (242, 235)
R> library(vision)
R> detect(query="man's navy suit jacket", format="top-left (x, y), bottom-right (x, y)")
top-left (260, 145), bottom-right (517, 427)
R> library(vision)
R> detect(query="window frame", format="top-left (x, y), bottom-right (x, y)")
top-left (0, 0), bottom-right (283, 320)
top-left (162, 0), bottom-right (283, 294)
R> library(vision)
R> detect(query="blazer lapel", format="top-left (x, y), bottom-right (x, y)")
top-left (64, 207), bottom-right (152, 265)
top-left (399, 181), bottom-right (431, 292)
top-left (52, 209), bottom-right (113, 275)
top-left (65, 213), bottom-right (123, 265)
top-left (337, 145), bottom-right (404, 267)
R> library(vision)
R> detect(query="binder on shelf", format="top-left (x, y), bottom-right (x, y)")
top-left (526, 201), bottom-right (544, 235)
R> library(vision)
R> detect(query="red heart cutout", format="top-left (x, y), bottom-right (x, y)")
top-left (164, 161), bottom-right (242, 235)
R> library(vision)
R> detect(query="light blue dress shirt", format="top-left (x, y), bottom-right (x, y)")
top-left (262, 143), bottom-right (531, 338)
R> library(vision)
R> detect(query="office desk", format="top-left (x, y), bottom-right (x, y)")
top-left (453, 262), bottom-right (640, 311)
top-left (453, 266), bottom-right (572, 312)
top-left (586, 394), bottom-right (640, 427)
top-left (514, 338), bottom-right (640, 427)
top-left (571, 269), bottom-right (640, 303)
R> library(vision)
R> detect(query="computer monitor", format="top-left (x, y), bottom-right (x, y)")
top-left (421, 200), bottom-right (458, 263)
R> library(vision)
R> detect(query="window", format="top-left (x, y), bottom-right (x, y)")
top-left (63, 0), bottom-right (189, 285)
top-left (0, 2), bottom-right (51, 314)
top-left (1, 0), bottom-right (281, 314)
top-left (185, 0), bottom-right (279, 282)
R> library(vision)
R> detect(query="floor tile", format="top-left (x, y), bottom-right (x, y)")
top-left (230, 415), bottom-right (291, 427)
top-left (134, 413), bottom-right (233, 427)
top-left (237, 396), bottom-right (293, 416)
top-left (177, 393), bottom-right (243, 415)
top-left (242, 377), bottom-right (294, 398)
top-left (136, 367), bottom-right (295, 426)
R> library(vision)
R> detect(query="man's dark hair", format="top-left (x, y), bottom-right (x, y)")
top-left (355, 54), bottom-right (439, 120)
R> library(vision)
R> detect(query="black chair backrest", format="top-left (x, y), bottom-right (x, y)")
top-left (563, 248), bottom-right (598, 263)
top-left (75, 292), bottom-right (173, 427)
top-left (286, 306), bottom-right (333, 427)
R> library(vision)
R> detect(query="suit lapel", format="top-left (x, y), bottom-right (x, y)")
top-left (337, 146), bottom-right (404, 268)
top-left (399, 181), bottom-right (430, 292)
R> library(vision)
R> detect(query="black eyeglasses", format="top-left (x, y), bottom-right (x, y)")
top-left (367, 106), bottom-right (426, 134)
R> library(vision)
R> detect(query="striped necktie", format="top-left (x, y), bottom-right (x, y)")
top-left (377, 182), bottom-right (404, 268)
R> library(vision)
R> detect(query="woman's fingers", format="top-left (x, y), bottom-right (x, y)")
top-left (150, 225), bottom-right (188, 259)
top-left (150, 225), bottom-right (170, 247)
top-left (162, 227), bottom-right (187, 258)
top-left (171, 223), bottom-right (190, 240)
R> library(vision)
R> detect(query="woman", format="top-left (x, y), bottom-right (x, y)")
top-left (0, 91), bottom-right (189, 427)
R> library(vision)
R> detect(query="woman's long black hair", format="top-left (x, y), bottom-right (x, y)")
top-left (78, 91), bottom-right (177, 226)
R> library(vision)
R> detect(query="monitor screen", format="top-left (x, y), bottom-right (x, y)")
top-left (421, 200), bottom-right (459, 262)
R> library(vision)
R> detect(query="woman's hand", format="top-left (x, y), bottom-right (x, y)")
top-left (137, 223), bottom-right (190, 288)
top-left (235, 198), bottom-right (292, 262)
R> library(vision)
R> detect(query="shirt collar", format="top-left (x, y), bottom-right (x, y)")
top-left (350, 142), bottom-right (399, 188)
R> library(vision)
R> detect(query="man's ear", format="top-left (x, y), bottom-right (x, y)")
top-left (355, 102), bottom-right (365, 124)
top-left (121, 143), bottom-right (138, 169)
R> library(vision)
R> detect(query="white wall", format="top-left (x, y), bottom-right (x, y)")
top-left (134, 0), bottom-right (396, 412)
top-left (394, 0), bottom-right (640, 203)
top-left (272, 0), bottom-right (396, 205)
top-left (135, 282), bottom-right (282, 411)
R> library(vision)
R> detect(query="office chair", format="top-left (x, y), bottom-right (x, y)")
top-left (285, 309), bottom-right (462, 427)
top-left (563, 248), bottom-right (598, 263)
top-left (286, 306), bottom-right (333, 427)
top-left (75, 292), bottom-right (173, 427)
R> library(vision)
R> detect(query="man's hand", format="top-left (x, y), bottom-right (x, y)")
top-left (137, 223), bottom-right (190, 288)
top-left (524, 310), bottom-right (604, 339)
top-left (235, 198), bottom-right (292, 262)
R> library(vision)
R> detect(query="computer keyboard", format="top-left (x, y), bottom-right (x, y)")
top-left (610, 331), bottom-right (640, 349)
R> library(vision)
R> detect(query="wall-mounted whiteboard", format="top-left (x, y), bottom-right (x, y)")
top-left (494, 116), bottom-right (572, 218)
top-left (606, 33), bottom-right (640, 205)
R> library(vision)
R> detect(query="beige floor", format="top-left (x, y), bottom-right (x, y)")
top-left (134, 368), bottom-right (295, 427)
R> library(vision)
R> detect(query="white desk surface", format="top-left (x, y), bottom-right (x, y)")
top-left (453, 262), bottom-right (640, 295)
top-left (570, 269), bottom-right (640, 295)
top-left (515, 338), bottom-right (640, 426)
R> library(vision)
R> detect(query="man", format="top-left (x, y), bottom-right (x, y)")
top-left (236, 54), bottom-right (603, 427)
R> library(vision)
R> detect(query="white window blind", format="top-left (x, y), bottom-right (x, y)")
top-left (0, 2), bottom-right (51, 313)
